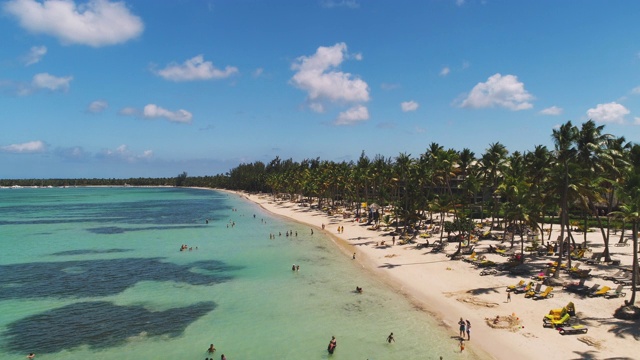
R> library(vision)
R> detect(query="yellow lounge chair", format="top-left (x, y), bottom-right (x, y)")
top-left (588, 285), bottom-right (611, 298)
top-left (525, 283), bottom-right (543, 298)
top-left (533, 286), bottom-right (554, 300)
top-left (506, 280), bottom-right (525, 292)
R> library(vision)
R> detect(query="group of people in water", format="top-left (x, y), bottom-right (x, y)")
top-left (179, 244), bottom-right (197, 251)
top-left (206, 343), bottom-right (226, 360)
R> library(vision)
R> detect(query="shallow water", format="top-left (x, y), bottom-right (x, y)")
top-left (0, 187), bottom-right (466, 359)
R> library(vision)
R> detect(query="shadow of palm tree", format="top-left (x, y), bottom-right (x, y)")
top-left (579, 314), bottom-right (640, 340)
top-left (465, 287), bottom-right (502, 296)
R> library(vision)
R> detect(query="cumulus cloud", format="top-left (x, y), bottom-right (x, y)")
top-left (291, 42), bottom-right (370, 111)
top-left (586, 102), bottom-right (629, 124)
top-left (335, 105), bottom-right (369, 125)
top-left (1, 140), bottom-right (46, 153)
top-left (401, 101), bottom-right (419, 112)
top-left (32, 72), bottom-right (72, 91)
top-left (143, 104), bottom-right (193, 124)
top-left (155, 55), bottom-right (238, 82)
top-left (440, 67), bottom-right (450, 76)
top-left (3, 0), bottom-right (143, 47)
top-left (23, 45), bottom-right (47, 65)
top-left (98, 144), bottom-right (152, 162)
top-left (539, 106), bottom-right (563, 116)
top-left (87, 100), bottom-right (108, 113)
top-left (460, 73), bottom-right (533, 110)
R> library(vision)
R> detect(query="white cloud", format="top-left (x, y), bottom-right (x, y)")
top-left (456, 0), bottom-right (465, 6)
top-left (253, 68), bottom-right (264, 77)
top-left (632, 86), bottom-right (640, 94)
top-left (309, 103), bottom-right (325, 113)
top-left (143, 104), bottom-right (193, 124)
top-left (440, 67), bottom-right (450, 76)
top-left (99, 144), bottom-right (152, 162)
top-left (401, 100), bottom-right (419, 112)
top-left (335, 105), bottom-right (369, 125)
top-left (539, 106), bottom-right (563, 116)
top-left (460, 73), bottom-right (533, 110)
top-left (291, 42), bottom-right (370, 109)
top-left (1, 140), bottom-right (46, 153)
top-left (32, 72), bottom-right (72, 91)
top-left (586, 102), bottom-right (629, 124)
top-left (3, 0), bottom-right (143, 47)
top-left (118, 106), bottom-right (138, 116)
top-left (23, 45), bottom-right (47, 65)
top-left (634, 117), bottom-right (640, 125)
top-left (87, 100), bottom-right (108, 113)
top-left (155, 55), bottom-right (238, 82)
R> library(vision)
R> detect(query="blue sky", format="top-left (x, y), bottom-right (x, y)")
top-left (2, 0), bottom-right (640, 179)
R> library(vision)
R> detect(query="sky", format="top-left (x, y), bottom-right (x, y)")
top-left (2, 0), bottom-right (640, 179)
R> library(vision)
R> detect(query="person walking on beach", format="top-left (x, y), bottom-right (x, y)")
top-left (387, 332), bottom-right (395, 343)
top-left (507, 291), bottom-right (511, 302)
top-left (458, 317), bottom-right (466, 338)
top-left (465, 320), bottom-right (471, 340)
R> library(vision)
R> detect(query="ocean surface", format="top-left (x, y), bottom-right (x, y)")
top-left (0, 187), bottom-right (462, 359)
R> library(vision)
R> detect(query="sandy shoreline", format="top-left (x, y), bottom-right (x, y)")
top-left (222, 189), bottom-right (639, 360)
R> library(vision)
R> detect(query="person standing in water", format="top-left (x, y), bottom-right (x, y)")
top-left (387, 332), bottom-right (395, 343)
top-left (327, 336), bottom-right (337, 354)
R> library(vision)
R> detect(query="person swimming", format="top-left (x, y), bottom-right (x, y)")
top-left (208, 344), bottom-right (216, 353)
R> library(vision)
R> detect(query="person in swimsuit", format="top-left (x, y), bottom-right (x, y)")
top-left (327, 336), bottom-right (337, 354)
top-left (208, 344), bottom-right (216, 353)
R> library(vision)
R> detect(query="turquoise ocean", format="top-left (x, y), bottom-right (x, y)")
top-left (0, 187), bottom-right (462, 359)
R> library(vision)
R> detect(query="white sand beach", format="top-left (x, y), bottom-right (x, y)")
top-left (229, 190), bottom-right (639, 360)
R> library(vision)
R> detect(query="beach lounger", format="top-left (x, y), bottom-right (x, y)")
top-left (533, 286), bottom-right (554, 300)
top-left (614, 238), bottom-right (630, 247)
top-left (577, 283), bottom-right (600, 296)
top-left (558, 325), bottom-right (588, 335)
top-left (612, 273), bottom-right (632, 284)
top-left (562, 279), bottom-right (586, 293)
top-left (588, 285), bottom-right (610, 298)
top-left (603, 270), bottom-right (625, 281)
top-left (525, 283), bottom-right (543, 298)
top-left (513, 281), bottom-right (534, 294)
top-left (570, 268), bottom-right (591, 279)
top-left (506, 280), bottom-right (525, 292)
top-left (480, 268), bottom-right (497, 276)
top-left (570, 249), bottom-right (586, 260)
top-left (585, 253), bottom-right (603, 265)
top-left (604, 285), bottom-right (627, 299)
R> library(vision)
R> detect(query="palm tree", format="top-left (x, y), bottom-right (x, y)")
top-left (479, 142), bottom-right (509, 229)
top-left (550, 121), bottom-right (579, 279)
top-left (610, 144), bottom-right (640, 306)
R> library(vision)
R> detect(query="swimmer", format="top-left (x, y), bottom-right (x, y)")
top-left (208, 344), bottom-right (216, 353)
top-left (27, 353), bottom-right (35, 359)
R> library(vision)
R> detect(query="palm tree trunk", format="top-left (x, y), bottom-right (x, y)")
top-left (628, 221), bottom-right (638, 306)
